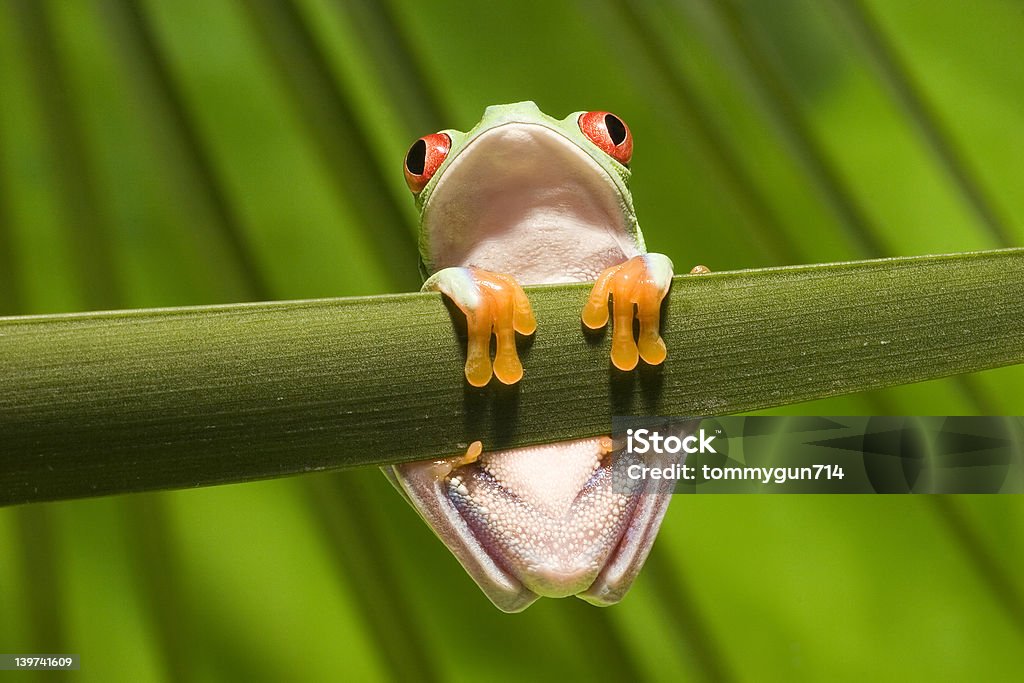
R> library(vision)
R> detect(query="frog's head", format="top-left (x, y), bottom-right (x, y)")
top-left (403, 102), bottom-right (644, 283)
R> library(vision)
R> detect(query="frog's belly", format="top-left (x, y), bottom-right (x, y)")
top-left (450, 438), bottom-right (635, 597)
top-left (387, 436), bottom-right (678, 606)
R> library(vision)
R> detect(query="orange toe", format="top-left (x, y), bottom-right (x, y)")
top-left (582, 255), bottom-right (673, 370)
top-left (465, 268), bottom-right (534, 386)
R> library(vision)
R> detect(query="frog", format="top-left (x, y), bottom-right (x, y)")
top-left (384, 102), bottom-right (691, 612)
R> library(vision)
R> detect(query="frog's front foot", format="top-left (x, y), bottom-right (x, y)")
top-left (582, 254), bottom-right (674, 370)
top-left (424, 267), bottom-right (537, 387)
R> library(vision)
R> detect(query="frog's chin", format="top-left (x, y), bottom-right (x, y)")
top-left (421, 122), bottom-right (641, 285)
top-left (385, 437), bottom-right (678, 613)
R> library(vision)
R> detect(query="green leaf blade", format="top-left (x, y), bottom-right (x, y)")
top-left (1, 248), bottom-right (1022, 505)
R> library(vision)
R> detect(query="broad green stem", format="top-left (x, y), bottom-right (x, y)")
top-left (2, 248), bottom-right (1023, 505)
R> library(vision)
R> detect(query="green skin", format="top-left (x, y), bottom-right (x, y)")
top-left (386, 102), bottom-right (677, 613)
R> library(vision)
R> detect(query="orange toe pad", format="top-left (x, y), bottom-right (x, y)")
top-left (582, 255), bottom-right (673, 371)
top-left (459, 268), bottom-right (536, 386)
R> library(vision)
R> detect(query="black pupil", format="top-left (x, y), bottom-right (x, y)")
top-left (604, 114), bottom-right (626, 145)
top-left (406, 139), bottom-right (427, 175)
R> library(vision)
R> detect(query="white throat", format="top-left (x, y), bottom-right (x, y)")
top-left (423, 123), bottom-right (640, 285)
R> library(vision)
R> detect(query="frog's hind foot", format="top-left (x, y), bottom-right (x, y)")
top-left (423, 267), bottom-right (536, 387)
top-left (582, 254), bottom-right (674, 371)
top-left (423, 440), bottom-right (484, 481)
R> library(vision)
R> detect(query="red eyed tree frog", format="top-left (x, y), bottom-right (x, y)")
top-left (384, 102), bottom-right (688, 612)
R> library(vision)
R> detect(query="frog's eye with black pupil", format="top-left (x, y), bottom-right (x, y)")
top-left (578, 111), bottom-right (633, 165)
top-left (404, 132), bottom-right (451, 193)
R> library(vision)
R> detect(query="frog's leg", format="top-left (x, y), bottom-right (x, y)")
top-left (422, 440), bottom-right (482, 481)
top-left (383, 438), bottom-right (541, 613)
top-left (380, 441), bottom-right (481, 503)
top-left (582, 254), bottom-right (675, 370)
top-left (423, 267), bottom-right (536, 386)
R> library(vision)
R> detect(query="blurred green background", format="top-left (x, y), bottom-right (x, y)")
top-left (1, 0), bottom-right (1023, 680)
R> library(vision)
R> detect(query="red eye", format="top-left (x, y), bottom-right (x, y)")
top-left (404, 132), bottom-right (451, 193)
top-left (578, 111), bottom-right (632, 165)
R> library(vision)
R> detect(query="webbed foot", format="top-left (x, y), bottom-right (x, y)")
top-left (582, 254), bottom-right (674, 370)
top-left (424, 267), bottom-right (536, 386)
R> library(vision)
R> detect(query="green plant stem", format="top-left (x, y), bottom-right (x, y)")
top-left (2, 248), bottom-right (1023, 506)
